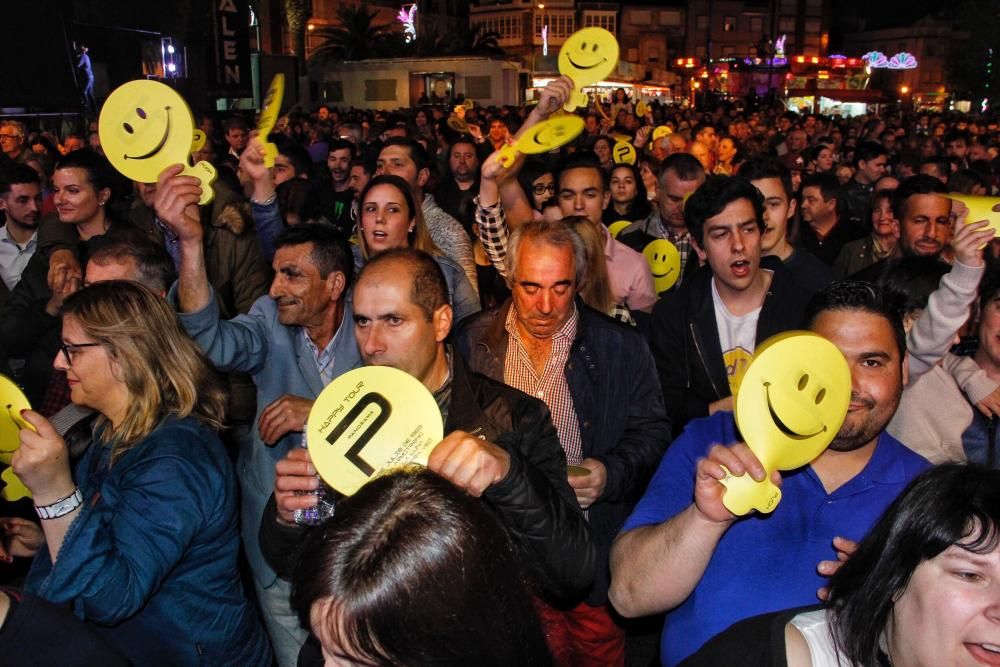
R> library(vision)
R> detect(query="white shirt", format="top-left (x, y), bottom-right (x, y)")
top-left (711, 278), bottom-right (761, 396)
top-left (0, 225), bottom-right (37, 290)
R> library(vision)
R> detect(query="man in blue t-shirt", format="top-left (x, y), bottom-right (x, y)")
top-left (609, 281), bottom-right (930, 666)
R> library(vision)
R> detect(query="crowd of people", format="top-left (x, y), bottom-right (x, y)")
top-left (0, 75), bottom-right (999, 666)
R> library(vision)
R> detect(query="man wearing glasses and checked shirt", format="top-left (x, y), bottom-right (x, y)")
top-left (0, 122), bottom-right (31, 165)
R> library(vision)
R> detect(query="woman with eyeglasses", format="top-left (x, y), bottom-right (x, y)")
top-left (516, 159), bottom-right (557, 220)
top-left (0, 281), bottom-right (271, 666)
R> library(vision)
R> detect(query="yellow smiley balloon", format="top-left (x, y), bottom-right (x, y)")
top-left (945, 193), bottom-right (1000, 237)
top-left (0, 375), bottom-right (34, 501)
top-left (257, 73), bottom-right (285, 168)
top-left (99, 80), bottom-right (216, 204)
top-left (721, 331), bottom-right (851, 516)
top-left (190, 129), bottom-right (206, 153)
top-left (607, 220), bottom-right (631, 239)
top-left (636, 100), bottom-right (649, 117)
top-left (642, 239), bottom-right (680, 293)
top-left (652, 125), bottom-right (673, 140)
top-left (558, 27), bottom-right (620, 110)
top-left (498, 115), bottom-right (585, 168)
top-left (612, 140), bottom-right (637, 165)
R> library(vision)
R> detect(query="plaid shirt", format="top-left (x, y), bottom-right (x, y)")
top-left (474, 196), bottom-right (509, 276)
top-left (475, 196), bottom-right (636, 326)
top-left (503, 305), bottom-right (583, 465)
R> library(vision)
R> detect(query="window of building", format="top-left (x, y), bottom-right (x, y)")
top-left (696, 15), bottom-right (709, 30)
top-left (724, 16), bottom-right (736, 32)
top-left (749, 16), bottom-right (763, 33)
top-left (723, 46), bottom-right (736, 55)
top-left (365, 79), bottom-right (396, 102)
top-left (661, 10), bottom-right (682, 26)
top-left (631, 10), bottom-right (651, 25)
top-left (804, 18), bottom-right (821, 34)
top-left (465, 76), bottom-right (492, 100)
top-left (583, 14), bottom-right (616, 33)
top-left (778, 16), bottom-right (795, 33)
top-left (695, 45), bottom-right (707, 58)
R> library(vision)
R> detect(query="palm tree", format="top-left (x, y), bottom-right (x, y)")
top-left (284, 0), bottom-right (311, 75)
top-left (454, 23), bottom-right (504, 57)
top-left (309, 6), bottom-right (397, 68)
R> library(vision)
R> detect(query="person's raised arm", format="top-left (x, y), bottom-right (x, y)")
top-left (609, 442), bottom-right (779, 617)
top-left (241, 136), bottom-right (283, 263)
top-left (154, 164), bottom-right (209, 313)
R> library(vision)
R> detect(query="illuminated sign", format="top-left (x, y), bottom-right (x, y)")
top-left (398, 4), bottom-right (417, 44)
top-left (862, 51), bottom-right (918, 70)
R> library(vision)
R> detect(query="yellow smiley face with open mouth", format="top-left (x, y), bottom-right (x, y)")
top-left (100, 80), bottom-right (216, 204)
top-left (721, 331), bottom-right (851, 516)
top-left (558, 27), bottom-right (620, 110)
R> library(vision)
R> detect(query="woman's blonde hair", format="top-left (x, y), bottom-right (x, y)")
top-left (563, 216), bottom-right (616, 316)
top-left (356, 175), bottom-right (442, 260)
top-left (61, 281), bottom-right (227, 462)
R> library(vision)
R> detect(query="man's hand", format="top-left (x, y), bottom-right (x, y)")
top-left (531, 75), bottom-right (575, 121)
top-left (258, 395), bottom-right (314, 446)
top-left (0, 517), bottom-right (45, 562)
top-left (976, 386), bottom-right (1000, 417)
top-left (708, 395), bottom-right (734, 415)
top-left (951, 217), bottom-right (993, 267)
top-left (426, 431), bottom-right (511, 497)
top-left (816, 536), bottom-right (859, 600)
top-left (240, 137), bottom-right (274, 186)
top-left (634, 126), bottom-right (652, 149)
top-left (693, 443), bottom-right (781, 525)
top-left (11, 410), bottom-right (75, 506)
top-left (273, 448), bottom-right (319, 525)
top-left (47, 249), bottom-right (82, 292)
top-left (45, 266), bottom-right (81, 316)
top-left (154, 164), bottom-right (204, 244)
top-left (567, 457), bottom-right (607, 509)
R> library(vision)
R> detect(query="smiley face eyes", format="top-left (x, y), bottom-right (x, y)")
top-left (578, 42), bottom-right (600, 52)
top-left (797, 373), bottom-right (826, 404)
top-left (122, 108), bottom-right (149, 135)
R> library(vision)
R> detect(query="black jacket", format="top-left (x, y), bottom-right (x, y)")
top-left (259, 351), bottom-right (596, 603)
top-left (652, 256), bottom-right (812, 436)
top-left (454, 300), bottom-right (670, 605)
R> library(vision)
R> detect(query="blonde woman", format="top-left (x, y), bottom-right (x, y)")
top-left (4, 281), bottom-right (270, 666)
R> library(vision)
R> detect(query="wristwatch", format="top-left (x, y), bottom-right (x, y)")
top-left (35, 488), bottom-right (83, 520)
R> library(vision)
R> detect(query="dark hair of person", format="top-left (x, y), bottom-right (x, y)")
top-left (361, 248), bottom-right (449, 321)
top-left (920, 157), bottom-right (951, 181)
top-left (871, 187), bottom-right (894, 211)
top-left (277, 179), bottom-right (325, 224)
top-left (800, 172), bottom-right (840, 202)
top-left (828, 464), bottom-right (1000, 667)
top-left (517, 159), bottom-right (553, 211)
top-left (382, 136), bottom-right (430, 173)
top-left (223, 116), bottom-right (249, 132)
top-left (683, 175), bottom-right (764, 245)
top-left (659, 152), bottom-right (705, 183)
top-left (291, 467), bottom-right (553, 667)
top-left (87, 229), bottom-right (177, 293)
top-left (273, 223), bottom-right (354, 286)
top-left (268, 136), bottom-right (312, 178)
top-left (979, 265), bottom-right (1000, 311)
top-left (854, 140), bottom-right (888, 165)
top-left (605, 163), bottom-right (651, 221)
top-left (947, 169), bottom-right (990, 195)
top-left (805, 280), bottom-right (906, 359)
top-left (55, 147), bottom-right (116, 194)
top-left (891, 174), bottom-right (948, 222)
top-left (0, 163), bottom-right (41, 195)
top-left (738, 156), bottom-right (793, 200)
top-left (872, 256), bottom-right (950, 315)
top-left (327, 138), bottom-right (356, 159)
top-left (556, 150), bottom-right (609, 191)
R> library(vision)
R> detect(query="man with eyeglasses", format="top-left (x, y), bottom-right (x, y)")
top-left (0, 121), bottom-right (30, 165)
